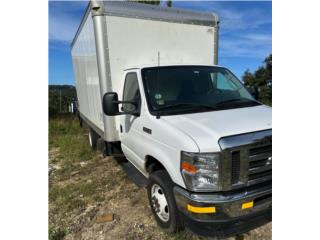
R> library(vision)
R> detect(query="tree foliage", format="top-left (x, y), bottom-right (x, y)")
top-left (49, 85), bottom-right (77, 117)
top-left (166, 0), bottom-right (172, 7)
top-left (242, 54), bottom-right (272, 106)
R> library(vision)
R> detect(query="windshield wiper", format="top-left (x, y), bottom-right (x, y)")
top-left (154, 99), bottom-right (259, 118)
top-left (157, 102), bottom-right (217, 111)
top-left (155, 103), bottom-right (218, 118)
top-left (214, 98), bottom-right (258, 107)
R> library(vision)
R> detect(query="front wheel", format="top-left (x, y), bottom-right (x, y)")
top-left (147, 170), bottom-right (184, 233)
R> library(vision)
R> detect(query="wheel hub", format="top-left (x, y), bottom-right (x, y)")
top-left (151, 184), bottom-right (169, 222)
top-left (88, 131), bottom-right (92, 146)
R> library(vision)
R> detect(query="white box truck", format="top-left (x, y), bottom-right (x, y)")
top-left (71, 1), bottom-right (271, 237)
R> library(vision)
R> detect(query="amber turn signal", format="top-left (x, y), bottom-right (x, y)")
top-left (242, 201), bottom-right (254, 210)
top-left (181, 162), bottom-right (197, 174)
top-left (187, 204), bottom-right (216, 213)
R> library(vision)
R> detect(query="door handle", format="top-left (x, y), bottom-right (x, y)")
top-left (143, 127), bottom-right (152, 135)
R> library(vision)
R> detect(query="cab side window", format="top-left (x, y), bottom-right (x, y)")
top-left (123, 72), bottom-right (141, 113)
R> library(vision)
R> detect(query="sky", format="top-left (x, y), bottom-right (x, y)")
top-left (49, 0), bottom-right (272, 85)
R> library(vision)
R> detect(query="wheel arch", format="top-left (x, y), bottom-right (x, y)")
top-left (145, 155), bottom-right (176, 182)
top-left (146, 155), bottom-right (166, 173)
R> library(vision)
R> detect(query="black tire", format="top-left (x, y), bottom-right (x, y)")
top-left (88, 128), bottom-right (98, 150)
top-left (78, 115), bottom-right (83, 128)
top-left (147, 170), bottom-right (184, 233)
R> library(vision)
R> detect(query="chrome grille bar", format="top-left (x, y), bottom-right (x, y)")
top-left (219, 129), bottom-right (272, 191)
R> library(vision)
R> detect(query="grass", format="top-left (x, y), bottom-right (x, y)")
top-left (49, 228), bottom-right (66, 240)
top-left (49, 115), bottom-right (104, 238)
top-left (49, 115), bottom-right (96, 172)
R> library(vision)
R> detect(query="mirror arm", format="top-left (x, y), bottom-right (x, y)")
top-left (127, 111), bottom-right (140, 116)
top-left (110, 100), bottom-right (139, 116)
top-left (115, 110), bottom-right (139, 116)
top-left (113, 100), bottom-right (137, 106)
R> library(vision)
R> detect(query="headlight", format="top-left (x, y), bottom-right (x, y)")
top-left (180, 151), bottom-right (220, 192)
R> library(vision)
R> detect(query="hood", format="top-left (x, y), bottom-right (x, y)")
top-left (162, 105), bottom-right (272, 152)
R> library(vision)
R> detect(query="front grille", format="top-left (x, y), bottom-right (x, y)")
top-left (219, 129), bottom-right (272, 190)
top-left (247, 145), bottom-right (272, 186)
top-left (231, 151), bottom-right (241, 184)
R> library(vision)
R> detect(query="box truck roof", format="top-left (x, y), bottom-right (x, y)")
top-left (71, 1), bottom-right (219, 48)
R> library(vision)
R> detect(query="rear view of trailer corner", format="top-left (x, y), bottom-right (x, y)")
top-left (71, 1), bottom-right (272, 238)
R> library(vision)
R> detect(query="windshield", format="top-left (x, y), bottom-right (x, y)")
top-left (141, 66), bottom-right (260, 116)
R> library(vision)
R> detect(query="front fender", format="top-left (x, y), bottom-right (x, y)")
top-left (142, 138), bottom-right (186, 188)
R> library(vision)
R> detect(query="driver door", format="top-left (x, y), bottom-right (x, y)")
top-left (120, 72), bottom-right (145, 172)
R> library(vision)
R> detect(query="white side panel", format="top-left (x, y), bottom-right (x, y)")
top-left (71, 12), bottom-right (104, 133)
top-left (105, 16), bottom-right (215, 99)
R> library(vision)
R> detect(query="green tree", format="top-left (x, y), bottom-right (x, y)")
top-left (242, 54), bottom-right (272, 106)
top-left (49, 85), bottom-right (77, 117)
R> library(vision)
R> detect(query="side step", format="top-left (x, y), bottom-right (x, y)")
top-left (120, 161), bottom-right (148, 188)
top-left (97, 139), bottom-right (147, 187)
top-left (97, 139), bottom-right (125, 158)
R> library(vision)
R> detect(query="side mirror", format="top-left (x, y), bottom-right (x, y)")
top-left (248, 86), bottom-right (259, 100)
top-left (102, 92), bottom-right (140, 116)
top-left (102, 92), bottom-right (120, 116)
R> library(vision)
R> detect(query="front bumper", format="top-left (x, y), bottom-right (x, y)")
top-left (173, 183), bottom-right (272, 238)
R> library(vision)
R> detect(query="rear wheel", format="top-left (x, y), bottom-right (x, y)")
top-left (78, 115), bottom-right (83, 128)
top-left (88, 128), bottom-right (98, 150)
top-left (147, 170), bottom-right (184, 233)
